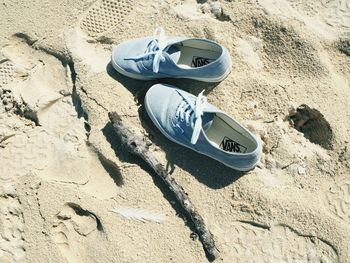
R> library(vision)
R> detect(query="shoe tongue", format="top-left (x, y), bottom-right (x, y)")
top-left (166, 45), bottom-right (181, 64)
top-left (202, 112), bottom-right (215, 131)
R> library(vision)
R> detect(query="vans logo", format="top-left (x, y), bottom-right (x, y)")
top-left (191, 56), bottom-right (213, 67)
top-left (220, 136), bottom-right (247, 153)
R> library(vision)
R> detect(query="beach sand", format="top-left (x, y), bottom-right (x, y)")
top-left (0, 0), bottom-right (349, 262)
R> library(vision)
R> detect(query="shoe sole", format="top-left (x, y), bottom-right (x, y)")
top-left (144, 88), bottom-right (257, 172)
top-left (111, 50), bottom-right (232, 83)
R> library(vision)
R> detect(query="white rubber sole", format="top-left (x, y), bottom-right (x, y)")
top-left (144, 91), bottom-right (257, 172)
top-left (110, 53), bottom-right (232, 83)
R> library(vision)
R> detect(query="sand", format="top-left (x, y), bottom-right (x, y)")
top-left (0, 0), bottom-right (349, 262)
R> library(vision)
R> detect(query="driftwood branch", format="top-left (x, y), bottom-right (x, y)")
top-left (108, 112), bottom-right (220, 261)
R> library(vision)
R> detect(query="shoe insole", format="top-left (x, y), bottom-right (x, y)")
top-left (204, 115), bottom-right (256, 154)
top-left (167, 45), bottom-right (181, 64)
top-left (172, 45), bottom-right (221, 68)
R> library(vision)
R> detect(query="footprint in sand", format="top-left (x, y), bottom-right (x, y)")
top-left (67, 0), bottom-right (135, 73)
top-left (289, 104), bottom-right (334, 150)
top-left (0, 36), bottom-right (90, 184)
top-left (51, 203), bottom-right (103, 263)
top-left (51, 222), bottom-right (73, 261)
top-left (0, 184), bottom-right (25, 262)
top-left (80, 0), bottom-right (133, 37)
top-left (0, 57), bottom-right (15, 89)
top-left (0, 128), bottom-right (90, 184)
top-left (221, 222), bottom-right (338, 262)
top-left (325, 178), bottom-right (350, 223)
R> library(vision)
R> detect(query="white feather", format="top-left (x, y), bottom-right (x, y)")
top-left (110, 207), bottom-right (165, 223)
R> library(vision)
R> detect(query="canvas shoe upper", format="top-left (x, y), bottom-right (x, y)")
top-left (144, 84), bottom-right (261, 171)
top-left (111, 28), bottom-right (232, 82)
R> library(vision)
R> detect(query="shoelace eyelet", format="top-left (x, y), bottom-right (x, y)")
top-left (124, 27), bottom-right (168, 73)
top-left (175, 89), bottom-right (206, 145)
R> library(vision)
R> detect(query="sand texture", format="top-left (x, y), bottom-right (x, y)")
top-left (0, 0), bottom-right (350, 262)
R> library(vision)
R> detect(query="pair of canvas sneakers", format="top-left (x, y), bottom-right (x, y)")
top-left (111, 28), bottom-right (261, 171)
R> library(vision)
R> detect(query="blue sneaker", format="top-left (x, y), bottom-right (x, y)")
top-left (111, 27), bottom-right (232, 82)
top-left (145, 84), bottom-right (261, 171)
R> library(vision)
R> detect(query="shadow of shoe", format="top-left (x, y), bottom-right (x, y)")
top-left (138, 106), bottom-right (245, 189)
top-left (106, 62), bottom-right (219, 103)
top-left (105, 62), bottom-right (244, 189)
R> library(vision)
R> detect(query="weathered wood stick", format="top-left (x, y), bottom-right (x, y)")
top-left (108, 112), bottom-right (220, 261)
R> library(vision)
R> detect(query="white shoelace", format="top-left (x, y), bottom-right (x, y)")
top-left (124, 27), bottom-right (169, 73)
top-left (175, 90), bottom-right (207, 144)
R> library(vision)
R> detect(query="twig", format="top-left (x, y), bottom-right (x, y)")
top-left (108, 112), bottom-right (220, 261)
